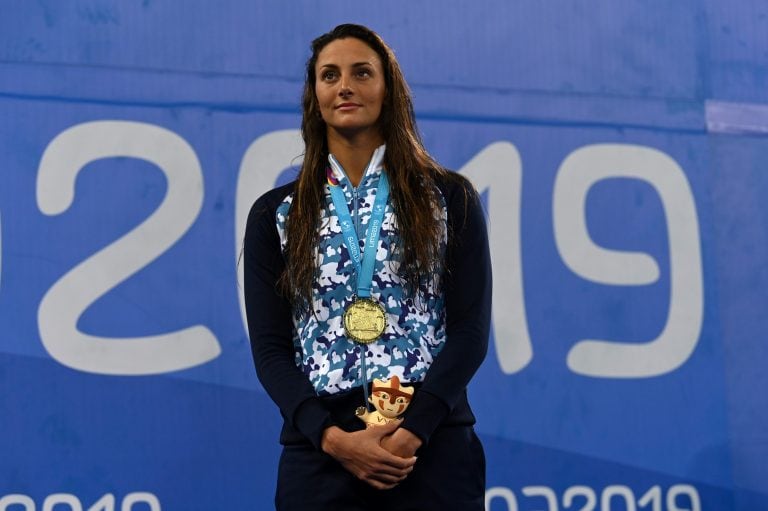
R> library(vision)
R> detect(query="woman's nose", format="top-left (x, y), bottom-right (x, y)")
top-left (338, 75), bottom-right (353, 97)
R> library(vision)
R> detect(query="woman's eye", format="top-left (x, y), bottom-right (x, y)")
top-left (322, 71), bottom-right (337, 81)
top-left (356, 69), bottom-right (371, 78)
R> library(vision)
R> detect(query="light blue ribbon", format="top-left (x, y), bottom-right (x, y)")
top-left (328, 172), bottom-right (390, 299)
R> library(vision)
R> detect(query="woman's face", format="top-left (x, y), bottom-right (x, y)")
top-left (314, 37), bottom-right (386, 140)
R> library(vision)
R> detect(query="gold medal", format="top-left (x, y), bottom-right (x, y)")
top-left (343, 298), bottom-right (387, 344)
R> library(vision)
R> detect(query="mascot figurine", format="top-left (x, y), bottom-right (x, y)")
top-left (356, 375), bottom-right (415, 428)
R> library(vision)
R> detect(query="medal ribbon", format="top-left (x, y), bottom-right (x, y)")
top-left (328, 167), bottom-right (390, 410)
top-left (328, 171), bottom-right (389, 299)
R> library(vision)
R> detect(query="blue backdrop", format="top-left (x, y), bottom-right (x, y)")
top-left (1, 1), bottom-right (767, 510)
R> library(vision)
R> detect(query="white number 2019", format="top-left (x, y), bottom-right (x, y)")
top-left (27, 122), bottom-right (702, 378)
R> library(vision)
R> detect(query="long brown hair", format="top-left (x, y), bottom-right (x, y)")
top-left (282, 24), bottom-right (447, 307)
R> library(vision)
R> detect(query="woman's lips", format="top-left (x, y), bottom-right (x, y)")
top-left (335, 103), bottom-right (361, 110)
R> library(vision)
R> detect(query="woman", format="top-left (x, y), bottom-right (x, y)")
top-left (243, 23), bottom-right (492, 510)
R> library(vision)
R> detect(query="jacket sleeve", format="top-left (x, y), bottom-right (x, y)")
top-left (243, 193), bottom-right (334, 450)
top-left (400, 176), bottom-right (492, 444)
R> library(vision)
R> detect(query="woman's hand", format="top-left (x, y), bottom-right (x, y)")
top-left (380, 427), bottom-right (422, 459)
top-left (321, 423), bottom-right (416, 490)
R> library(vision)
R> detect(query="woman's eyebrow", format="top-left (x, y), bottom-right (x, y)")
top-left (319, 61), bottom-right (374, 69)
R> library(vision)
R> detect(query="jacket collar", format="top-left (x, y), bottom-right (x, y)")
top-left (327, 144), bottom-right (386, 191)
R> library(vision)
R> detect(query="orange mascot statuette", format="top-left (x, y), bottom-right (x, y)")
top-left (356, 375), bottom-right (415, 427)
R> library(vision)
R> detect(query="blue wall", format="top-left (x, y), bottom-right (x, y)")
top-left (1, 1), bottom-right (767, 509)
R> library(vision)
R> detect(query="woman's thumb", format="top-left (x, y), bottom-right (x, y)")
top-left (373, 419), bottom-right (402, 436)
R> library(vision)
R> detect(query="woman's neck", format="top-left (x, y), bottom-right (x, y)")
top-left (327, 129), bottom-right (384, 187)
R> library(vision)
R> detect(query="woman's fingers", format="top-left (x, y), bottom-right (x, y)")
top-left (380, 427), bottom-right (423, 459)
top-left (322, 424), bottom-right (419, 489)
